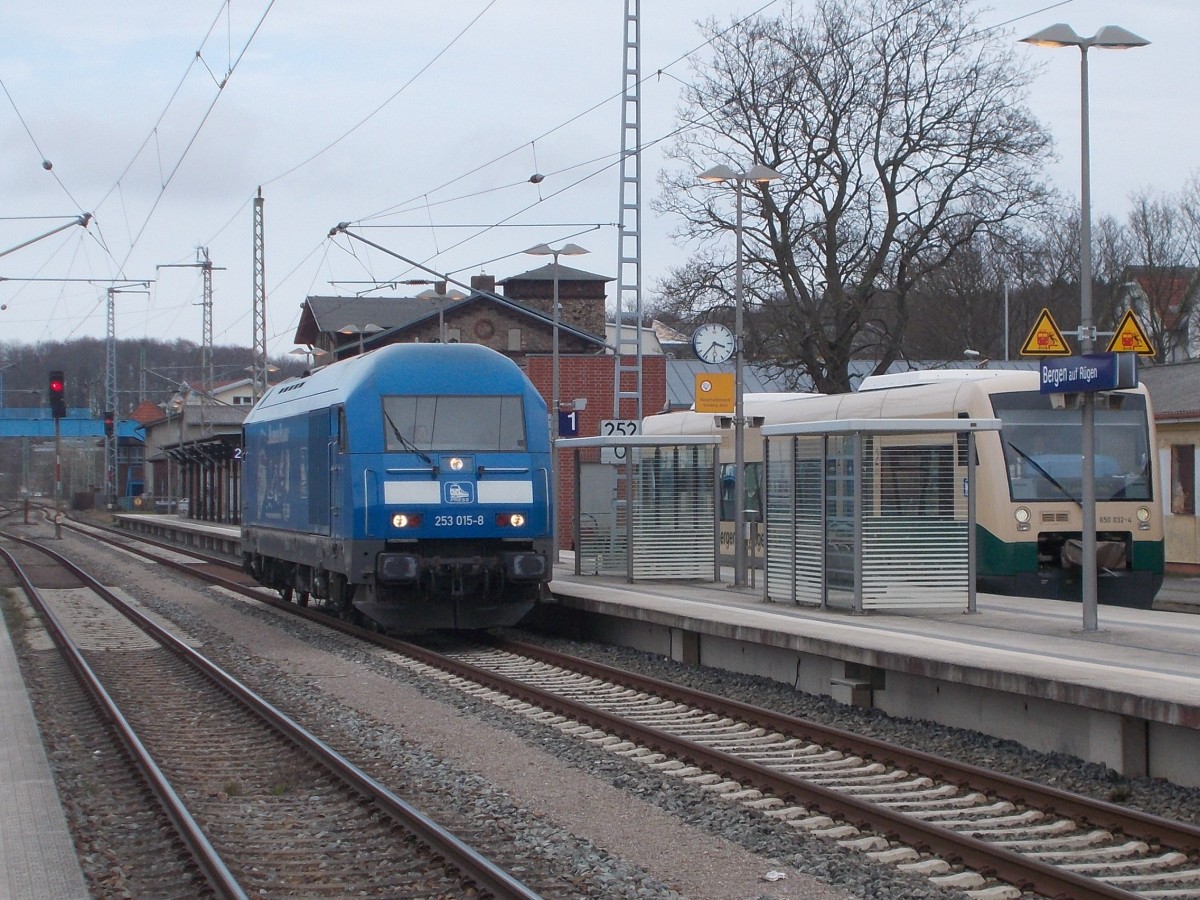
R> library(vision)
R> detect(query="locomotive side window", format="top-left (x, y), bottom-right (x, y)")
top-left (992, 391), bottom-right (1152, 503)
top-left (381, 395), bottom-right (527, 452)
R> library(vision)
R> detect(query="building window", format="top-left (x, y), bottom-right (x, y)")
top-left (1172, 444), bottom-right (1195, 515)
top-left (507, 328), bottom-right (522, 351)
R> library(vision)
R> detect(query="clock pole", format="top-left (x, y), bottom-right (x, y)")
top-left (733, 180), bottom-right (747, 587)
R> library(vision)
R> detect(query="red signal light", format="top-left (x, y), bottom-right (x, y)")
top-left (48, 370), bottom-right (67, 419)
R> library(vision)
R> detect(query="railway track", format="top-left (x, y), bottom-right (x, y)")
top-left (58, 515), bottom-right (1200, 897)
top-left (0, 529), bottom-right (541, 899)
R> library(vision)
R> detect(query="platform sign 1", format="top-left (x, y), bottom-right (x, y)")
top-left (1039, 352), bottom-right (1138, 394)
top-left (558, 409), bottom-right (580, 437)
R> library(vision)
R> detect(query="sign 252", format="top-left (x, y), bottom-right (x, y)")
top-left (599, 419), bottom-right (640, 463)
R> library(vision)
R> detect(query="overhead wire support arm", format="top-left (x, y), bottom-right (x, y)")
top-left (329, 223), bottom-right (477, 297)
top-left (0, 213), bottom-right (92, 259)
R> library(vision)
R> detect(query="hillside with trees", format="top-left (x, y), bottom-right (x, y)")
top-left (0, 338), bottom-right (304, 415)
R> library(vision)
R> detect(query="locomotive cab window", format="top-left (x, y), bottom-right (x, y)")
top-left (381, 395), bottom-right (526, 452)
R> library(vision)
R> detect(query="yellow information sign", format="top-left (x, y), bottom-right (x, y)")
top-left (694, 373), bottom-right (735, 413)
top-left (1106, 309), bottom-right (1156, 356)
top-left (1020, 308), bottom-right (1072, 356)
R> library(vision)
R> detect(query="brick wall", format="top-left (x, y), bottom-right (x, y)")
top-left (524, 354), bottom-right (667, 549)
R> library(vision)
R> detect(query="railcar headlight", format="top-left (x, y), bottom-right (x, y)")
top-left (449, 457), bottom-right (465, 471)
top-left (1137, 506), bottom-right (1151, 530)
top-left (1014, 506), bottom-right (1031, 532)
top-left (391, 513), bottom-right (422, 528)
top-left (496, 513), bottom-right (526, 528)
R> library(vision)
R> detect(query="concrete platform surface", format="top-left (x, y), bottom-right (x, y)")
top-left (1, 615), bottom-right (89, 900)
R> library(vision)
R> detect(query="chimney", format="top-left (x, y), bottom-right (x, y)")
top-left (471, 274), bottom-right (496, 294)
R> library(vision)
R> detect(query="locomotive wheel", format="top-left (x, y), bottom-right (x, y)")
top-left (280, 586), bottom-right (293, 604)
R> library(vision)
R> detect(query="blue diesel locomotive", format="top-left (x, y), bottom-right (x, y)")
top-left (240, 343), bottom-right (553, 630)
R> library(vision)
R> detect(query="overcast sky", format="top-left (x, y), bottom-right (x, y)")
top-left (2, 0), bottom-right (1195, 360)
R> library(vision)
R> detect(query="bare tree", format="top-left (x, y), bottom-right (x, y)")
top-left (1116, 188), bottom-right (1199, 360)
top-left (656, 0), bottom-right (1054, 391)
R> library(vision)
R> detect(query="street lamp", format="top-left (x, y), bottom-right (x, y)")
top-left (525, 241), bottom-right (589, 560)
top-left (698, 163), bottom-right (782, 588)
top-left (1021, 23), bottom-right (1148, 631)
top-left (289, 346), bottom-right (329, 371)
top-left (338, 323), bottom-right (383, 355)
top-left (416, 288), bottom-right (468, 342)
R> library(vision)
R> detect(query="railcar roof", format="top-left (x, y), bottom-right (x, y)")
top-left (243, 343), bottom-right (532, 424)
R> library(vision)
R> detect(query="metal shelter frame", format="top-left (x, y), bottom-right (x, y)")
top-left (557, 433), bottom-right (721, 582)
top-left (760, 418), bottom-right (1001, 613)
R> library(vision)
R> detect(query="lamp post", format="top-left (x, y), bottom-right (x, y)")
top-left (698, 163), bottom-right (782, 588)
top-left (338, 323), bottom-right (383, 356)
top-left (416, 288), bottom-right (469, 342)
top-left (525, 241), bottom-right (589, 560)
top-left (289, 346), bottom-right (329, 371)
top-left (1021, 23), bottom-right (1148, 631)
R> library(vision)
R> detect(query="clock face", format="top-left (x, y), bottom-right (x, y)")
top-left (691, 323), bottom-right (735, 363)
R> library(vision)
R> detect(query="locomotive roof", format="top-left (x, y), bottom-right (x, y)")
top-left (243, 343), bottom-right (535, 424)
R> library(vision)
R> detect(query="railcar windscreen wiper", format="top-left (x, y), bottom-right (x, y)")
top-left (383, 409), bottom-right (434, 465)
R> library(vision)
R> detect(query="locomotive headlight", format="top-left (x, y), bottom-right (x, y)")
top-left (449, 457), bottom-right (465, 471)
top-left (1137, 506), bottom-right (1151, 530)
top-left (391, 513), bottom-right (422, 528)
top-left (495, 513), bottom-right (526, 528)
top-left (1014, 506), bottom-right (1031, 532)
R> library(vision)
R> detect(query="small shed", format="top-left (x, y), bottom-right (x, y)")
top-left (556, 434), bottom-right (722, 581)
top-left (761, 418), bottom-right (1000, 612)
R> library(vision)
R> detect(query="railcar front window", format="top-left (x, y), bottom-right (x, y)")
top-left (991, 392), bottom-right (1152, 502)
top-left (381, 395), bottom-right (526, 452)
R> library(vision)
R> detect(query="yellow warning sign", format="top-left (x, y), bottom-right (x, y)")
top-left (1020, 308), bottom-right (1072, 356)
top-left (1106, 309), bottom-right (1156, 356)
top-left (695, 373), bottom-right (735, 413)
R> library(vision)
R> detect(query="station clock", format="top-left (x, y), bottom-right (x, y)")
top-left (691, 323), bottom-right (735, 364)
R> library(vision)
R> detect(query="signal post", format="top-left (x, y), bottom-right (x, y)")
top-left (49, 370), bottom-right (66, 538)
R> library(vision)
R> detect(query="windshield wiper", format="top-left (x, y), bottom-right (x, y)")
top-left (383, 410), bottom-right (434, 466)
top-left (1006, 441), bottom-right (1081, 507)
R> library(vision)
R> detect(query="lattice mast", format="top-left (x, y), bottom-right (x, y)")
top-left (198, 246), bottom-right (214, 390)
top-left (252, 188), bottom-right (268, 400)
top-left (612, 0), bottom-right (644, 421)
top-left (105, 288), bottom-right (117, 505)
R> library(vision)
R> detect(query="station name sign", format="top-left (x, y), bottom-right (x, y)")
top-left (1039, 352), bottom-right (1138, 394)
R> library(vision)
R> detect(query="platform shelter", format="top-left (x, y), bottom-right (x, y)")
top-left (761, 418), bottom-right (1000, 612)
top-left (557, 434), bottom-right (721, 582)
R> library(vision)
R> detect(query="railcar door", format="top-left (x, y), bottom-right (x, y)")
top-left (306, 408), bottom-right (332, 536)
top-left (328, 406), bottom-right (346, 532)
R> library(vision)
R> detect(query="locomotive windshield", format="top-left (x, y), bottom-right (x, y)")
top-left (381, 395), bottom-right (526, 452)
top-left (991, 391), bottom-right (1152, 503)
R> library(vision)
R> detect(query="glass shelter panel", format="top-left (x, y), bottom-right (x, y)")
top-left (575, 443), bottom-right (717, 581)
top-left (765, 436), bottom-right (825, 605)
top-left (861, 436), bottom-right (969, 609)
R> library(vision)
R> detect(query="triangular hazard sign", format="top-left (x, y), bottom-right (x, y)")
top-left (1106, 309), bottom-right (1156, 356)
top-left (1020, 308), bottom-right (1072, 356)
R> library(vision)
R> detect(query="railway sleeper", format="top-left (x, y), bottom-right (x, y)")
top-left (900, 800), bottom-right (1016, 820)
top-left (1062, 849), bottom-right (1189, 875)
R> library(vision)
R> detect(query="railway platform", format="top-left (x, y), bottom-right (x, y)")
top-left (110, 512), bottom-right (1200, 787)
top-left (0, 598), bottom-right (90, 899)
